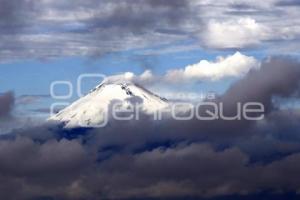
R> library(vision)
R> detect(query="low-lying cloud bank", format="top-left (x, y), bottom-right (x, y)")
top-left (1, 56), bottom-right (300, 200)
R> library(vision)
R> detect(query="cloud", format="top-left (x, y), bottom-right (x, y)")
top-left (164, 52), bottom-right (259, 82)
top-left (0, 0), bottom-right (36, 34)
top-left (103, 70), bottom-right (155, 85)
top-left (100, 56), bottom-right (300, 144)
top-left (78, 143), bottom-right (300, 199)
top-left (192, 56), bottom-right (300, 140)
top-left (0, 91), bottom-right (14, 118)
top-left (16, 94), bottom-right (50, 105)
top-left (2, 134), bottom-right (300, 199)
top-left (221, 56), bottom-right (300, 113)
top-left (1, 0), bottom-right (300, 61)
top-left (201, 18), bottom-right (271, 49)
top-left (0, 0), bottom-right (196, 62)
top-left (276, 0), bottom-right (300, 7)
top-left (0, 136), bottom-right (91, 199)
top-left (0, 137), bottom-right (89, 175)
top-left (102, 52), bottom-right (260, 85)
top-left (0, 92), bottom-right (50, 134)
top-left (84, 143), bottom-right (250, 199)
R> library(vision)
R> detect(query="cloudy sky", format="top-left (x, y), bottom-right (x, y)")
top-left (1, 0), bottom-right (300, 200)
top-left (2, 0), bottom-right (300, 99)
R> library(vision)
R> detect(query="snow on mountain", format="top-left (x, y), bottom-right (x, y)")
top-left (48, 79), bottom-right (168, 128)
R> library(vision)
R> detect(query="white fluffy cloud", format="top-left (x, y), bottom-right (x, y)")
top-left (164, 51), bottom-right (259, 82)
top-left (104, 52), bottom-right (259, 84)
top-left (202, 18), bottom-right (270, 49)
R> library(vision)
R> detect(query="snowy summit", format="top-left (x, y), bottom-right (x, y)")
top-left (49, 79), bottom-right (168, 128)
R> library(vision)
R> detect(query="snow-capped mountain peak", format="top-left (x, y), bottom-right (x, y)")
top-left (49, 80), bottom-right (168, 128)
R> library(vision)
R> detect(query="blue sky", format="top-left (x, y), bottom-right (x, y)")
top-left (1, 47), bottom-right (240, 94)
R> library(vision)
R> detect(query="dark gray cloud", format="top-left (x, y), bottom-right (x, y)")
top-left (86, 0), bottom-right (191, 33)
top-left (0, 91), bottom-right (14, 118)
top-left (75, 143), bottom-right (300, 199)
top-left (74, 0), bottom-right (193, 57)
top-left (0, 0), bottom-right (196, 61)
top-left (225, 1), bottom-right (282, 16)
top-left (0, 0), bottom-right (35, 34)
top-left (222, 57), bottom-right (300, 112)
top-left (1, 135), bottom-right (300, 200)
top-left (0, 136), bottom-right (92, 200)
top-left (276, 0), bottom-right (300, 7)
top-left (200, 56), bottom-right (300, 138)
